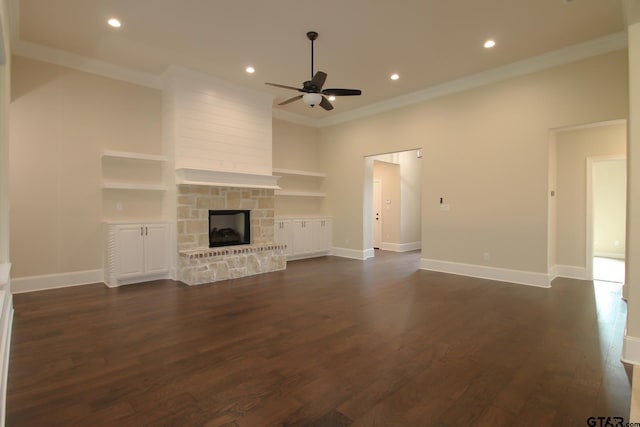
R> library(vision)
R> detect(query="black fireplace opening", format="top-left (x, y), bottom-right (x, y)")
top-left (209, 210), bottom-right (251, 247)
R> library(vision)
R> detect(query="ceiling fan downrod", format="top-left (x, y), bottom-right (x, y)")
top-left (307, 31), bottom-right (318, 81)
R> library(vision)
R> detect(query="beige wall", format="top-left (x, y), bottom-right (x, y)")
top-left (593, 159), bottom-right (626, 258)
top-left (555, 123), bottom-right (626, 268)
top-left (9, 56), bottom-right (163, 278)
top-left (374, 160), bottom-right (401, 244)
top-left (272, 119), bottom-right (326, 217)
top-left (322, 50), bottom-right (628, 273)
top-left (0, 0), bottom-right (10, 264)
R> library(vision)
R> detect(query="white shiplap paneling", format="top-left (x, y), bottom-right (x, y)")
top-left (163, 67), bottom-right (274, 176)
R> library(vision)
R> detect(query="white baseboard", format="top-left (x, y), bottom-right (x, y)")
top-left (594, 252), bottom-right (625, 260)
top-left (554, 265), bottom-right (588, 280)
top-left (0, 289), bottom-right (13, 427)
top-left (364, 248), bottom-right (375, 259)
top-left (380, 241), bottom-right (422, 252)
top-left (622, 335), bottom-right (640, 365)
top-left (420, 258), bottom-right (551, 288)
top-left (331, 247), bottom-right (370, 260)
top-left (11, 269), bottom-right (105, 293)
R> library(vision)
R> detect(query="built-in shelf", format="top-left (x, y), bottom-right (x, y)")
top-left (272, 168), bottom-right (327, 178)
top-left (275, 190), bottom-right (326, 197)
top-left (102, 150), bottom-right (168, 162)
top-left (102, 182), bottom-right (168, 191)
top-left (101, 149), bottom-right (168, 192)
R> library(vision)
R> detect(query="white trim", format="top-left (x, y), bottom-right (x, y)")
top-left (13, 40), bottom-right (161, 89)
top-left (331, 247), bottom-right (370, 260)
top-left (380, 241), bottom-right (422, 252)
top-left (0, 291), bottom-right (13, 427)
top-left (364, 248), bottom-right (375, 259)
top-left (271, 168), bottom-right (327, 178)
top-left (420, 258), bottom-right (551, 288)
top-left (548, 265), bottom-right (558, 281)
top-left (315, 32), bottom-right (627, 128)
top-left (8, 20), bottom-right (626, 130)
top-left (176, 168), bottom-right (281, 190)
top-left (11, 269), bottom-right (104, 293)
top-left (102, 150), bottom-right (168, 162)
top-left (554, 265), bottom-right (588, 280)
top-left (622, 335), bottom-right (640, 365)
top-left (0, 263), bottom-right (9, 287)
top-left (594, 252), bottom-right (625, 259)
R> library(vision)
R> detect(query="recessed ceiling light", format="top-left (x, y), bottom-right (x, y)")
top-left (245, 66), bottom-right (255, 74)
top-left (328, 95), bottom-right (336, 101)
top-left (390, 73), bottom-right (400, 81)
top-left (484, 39), bottom-right (496, 49)
top-left (107, 18), bottom-right (121, 28)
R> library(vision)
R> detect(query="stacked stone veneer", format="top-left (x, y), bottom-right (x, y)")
top-left (177, 185), bottom-right (286, 285)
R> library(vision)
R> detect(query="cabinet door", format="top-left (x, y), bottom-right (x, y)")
top-left (312, 219), bottom-right (331, 252)
top-left (115, 224), bottom-right (145, 278)
top-left (278, 220), bottom-right (295, 256)
top-left (293, 220), bottom-right (313, 255)
top-left (144, 223), bottom-right (170, 275)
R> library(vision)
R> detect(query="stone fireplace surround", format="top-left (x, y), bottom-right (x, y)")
top-left (177, 185), bottom-right (286, 285)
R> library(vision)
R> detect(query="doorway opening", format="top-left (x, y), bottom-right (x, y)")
top-left (589, 157), bottom-right (626, 284)
top-left (363, 149), bottom-right (423, 257)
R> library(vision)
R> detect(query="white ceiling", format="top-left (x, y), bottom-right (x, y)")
top-left (12, 0), bottom-right (626, 119)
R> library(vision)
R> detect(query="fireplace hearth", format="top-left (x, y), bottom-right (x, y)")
top-left (209, 209), bottom-right (251, 247)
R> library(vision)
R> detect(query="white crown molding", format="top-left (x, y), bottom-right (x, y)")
top-left (13, 40), bottom-right (162, 88)
top-left (9, 15), bottom-right (627, 128)
top-left (316, 32), bottom-right (628, 128)
top-left (420, 258), bottom-right (552, 288)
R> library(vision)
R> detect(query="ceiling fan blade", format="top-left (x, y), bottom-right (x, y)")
top-left (278, 95), bottom-right (303, 106)
top-left (265, 82), bottom-right (303, 92)
top-left (322, 88), bottom-right (362, 96)
top-left (311, 71), bottom-right (327, 91)
top-left (319, 96), bottom-right (334, 111)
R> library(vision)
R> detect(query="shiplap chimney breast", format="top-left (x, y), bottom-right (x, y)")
top-left (163, 67), bottom-right (277, 186)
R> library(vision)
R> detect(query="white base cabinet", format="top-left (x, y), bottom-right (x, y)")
top-left (275, 217), bottom-right (331, 260)
top-left (104, 222), bottom-right (171, 287)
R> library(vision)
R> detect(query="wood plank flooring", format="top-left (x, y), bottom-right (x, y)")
top-left (6, 251), bottom-right (632, 426)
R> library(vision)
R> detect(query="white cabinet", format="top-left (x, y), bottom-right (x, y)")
top-left (292, 219), bottom-right (313, 255)
top-left (275, 219), bottom-right (295, 257)
top-left (104, 222), bottom-right (170, 287)
top-left (274, 217), bottom-right (331, 260)
top-left (312, 219), bottom-right (332, 253)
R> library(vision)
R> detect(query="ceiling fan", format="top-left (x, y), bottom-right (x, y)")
top-left (265, 31), bottom-right (362, 111)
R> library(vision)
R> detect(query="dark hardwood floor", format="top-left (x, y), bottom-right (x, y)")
top-left (6, 251), bottom-right (631, 426)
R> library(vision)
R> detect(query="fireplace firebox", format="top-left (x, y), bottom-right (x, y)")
top-left (209, 210), bottom-right (251, 247)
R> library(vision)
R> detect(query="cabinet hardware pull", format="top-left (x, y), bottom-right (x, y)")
top-left (140, 227), bottom-right (143, 236)
top-left (145, 227), bottom-right (148, 236)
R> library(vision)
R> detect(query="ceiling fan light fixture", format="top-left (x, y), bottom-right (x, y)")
top-left (303, 93), bottom-right (323, 107)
